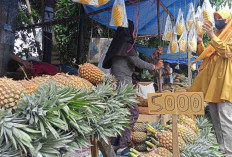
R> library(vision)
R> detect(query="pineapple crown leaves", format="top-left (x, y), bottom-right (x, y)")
top-left (0, 113), bottom-right (40, 155)
top-left (0, 142), bottom-right (22, 157)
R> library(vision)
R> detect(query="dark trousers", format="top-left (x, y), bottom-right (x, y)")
top-left (111, 104), bottom-right (139, 148)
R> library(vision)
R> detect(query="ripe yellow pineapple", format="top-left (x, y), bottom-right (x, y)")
top-left (0, 78), bottom-right (26, 109)
top-left (196, 21), bottom-right (204, 36)
top-left (189, 41), bottom-right (197, 52)
top-left (170, 41), bottom-right (177, 53)
top-left (69, 75), bottom-right (94, 90)
top-left (203, 10), bottom-right (212, 24)
top-left (165, 31), bottom-right (172, 41)
top-left (96, 0), bottom-right (109, 7)
top-left (78, 0), bottom-right (91, 5)
top-left (176, 24), bottom-right (185, 35)
top-left (179, 40), bottom-right (187, 53)
top-left (187, 19), bottom-right (194, 29)
top-left (177, 124), bottom-right (197, 144)
top-left (154, 147), bottom-right (173, 157)
top-left (79, 63), bottom-right (105, 84)
top-left (157, 131), bottom-right (186, 152)
top-left (178, 115), bottom-right (199, 134)
top-left (30, 75), bottom-right (51, 87)
top-left (113, 5), bottom-right (124, 26)
top-left (18, 80), bottom-right (39, 95)
top-left (132, 131), bottom-right (147, 143)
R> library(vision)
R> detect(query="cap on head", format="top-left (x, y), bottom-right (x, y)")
top-left (214, 10), bottom-right (232, 23)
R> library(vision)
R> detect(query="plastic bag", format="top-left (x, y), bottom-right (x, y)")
top-left (188, 26), bottom-right (197, 52)
top-left (72, 0), bottom-right (98, 5)
top-left (175, 8), bottom-right (185, 36)
top-left (110, 0), bottom-right (128, 27)
top-left (179, 27), bottom-right (188, 53)
top-left (136, 82), bottom-right (155, 99)
top-left (95, 0), bottom-right (110, 7)
top-left (186, 3), bottom-right (195, 31)
top-left (168, 28), bottom-right (179, 54)
top-left (202, 0), bottom-right (214, 25)
top-left (195, 6), bottom-right (205, 36)
top-left (162, 15), bottom-right (173, 41)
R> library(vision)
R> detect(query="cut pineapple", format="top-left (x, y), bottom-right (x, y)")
top-left (196, 21), bottom-right (204, 36)
top-left (179, 40), bottom-right (187, 53)
top-left (112, 5), bottom-right (124, 26)
top-left (176, 24), bottom-right (185, 35)
top-left (170, 41), bottom-right (177, 53)
top-left (165, 31), bottom-right (172, 41)
top-left (203, 10), bottom-right (212, 24)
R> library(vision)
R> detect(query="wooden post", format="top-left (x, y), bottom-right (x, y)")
top-left (76, 5), bottom-right (84, 64)
top-left (156, 0), bottom-right (163, 92)
top-left (90, 137), bottom-right (99, 157)
top-left (0, 0), bottom-right (19, 76)
top-left (98, 139), bottom-right (117, 157)
top-left (172, 115), bottom-right (180, 157)
top-left (187, 51), bottom-right (192, 88)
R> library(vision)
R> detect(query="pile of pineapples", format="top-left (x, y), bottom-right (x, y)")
top-left (0, 63), bottom-right (114, 110)
top-left (0, 63), bottom-right (137, 157)
top-left (130, 115), bottom-right (223, 157)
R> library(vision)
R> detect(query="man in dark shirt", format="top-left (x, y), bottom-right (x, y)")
top-left (145, 46), bottom-right (163, 90)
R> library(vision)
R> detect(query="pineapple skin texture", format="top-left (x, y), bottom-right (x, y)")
top-left (113, 5), bottom-right (124, 27)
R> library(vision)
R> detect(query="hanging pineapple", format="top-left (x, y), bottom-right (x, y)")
top-left (96, 0), bottom-right (110, 7)
top-left (170, 41), bottom-right (177, 53)
top-left (179, 40), bottom-right (187, 53)
top-left (162, 15), bottom-right (173, 41)
top-left (196, 21), bottom-right (204, 36)
top-left (175, 9), bottom-right (185, 36)
top-left (112, 5), bottom-right (124, 26)
top-left (186, 3), bottom-right (195, 31)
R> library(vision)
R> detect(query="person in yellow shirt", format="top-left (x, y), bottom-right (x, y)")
top-left (189, 10), bottom-right (232, 155)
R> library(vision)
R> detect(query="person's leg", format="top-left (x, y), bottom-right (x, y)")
top-left (217, 101), bottom-right (232, 156)
top-left (208, 103), bottom-right (225, 152)
top-left (60, 65), bottom-right (78, 75)
top-left (117, 104), bottom-right (139, 155)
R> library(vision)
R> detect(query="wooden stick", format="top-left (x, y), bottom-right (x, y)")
top-left (90, 137), bottom-right (99, 157)
top-left (172, 115), bottom-right (180, 157)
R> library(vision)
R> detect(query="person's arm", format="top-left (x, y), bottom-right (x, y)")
top-left (197, 42), bottom-right (205, 56)
top-left (209, 36), bottom-right (232, 58)
top-left (10, 54), bottom-right (33, 70)
top-left (128, 56), bottom-right (155, 71)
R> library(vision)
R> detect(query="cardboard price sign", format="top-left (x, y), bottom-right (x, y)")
top-left (148, 92), bottom-right (204, 115)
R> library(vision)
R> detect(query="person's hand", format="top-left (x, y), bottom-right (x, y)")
top-left (22, 60), bottom-right (33, 70)
top-left (203, 23), bottom-right (215, 39)
top-left (156, 46), bottom-right (163, 55)
top-left (197, 34), bottom-right (203, 44)
top-left (155, 59), bottom-right (163, 70)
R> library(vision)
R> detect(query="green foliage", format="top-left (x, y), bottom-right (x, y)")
top-left (0, 81), bottom-right (137, 156)
top-left (210, 0), bottom-right (232, 11)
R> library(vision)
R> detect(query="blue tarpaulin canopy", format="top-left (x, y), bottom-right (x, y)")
top-left (84, 0), bottom-right (200, 35)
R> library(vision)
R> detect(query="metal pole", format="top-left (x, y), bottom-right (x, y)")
top-left (157, 0), bottom-right (163, 92)
top-left (76, 5), bottom-right (84, 64)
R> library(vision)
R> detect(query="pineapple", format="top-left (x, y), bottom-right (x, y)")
top-left (165, 31), bottom-right (172, 41)
top-left (132, 131), bottom-right (147, 143)
top-left (78, 0), bottom-right (91, 5)
top-left (170, 41), bottom-right (177, 53)
top-left (18, 80), bottom-right (39, 95)
top-left (112, 5), bottom-right (124, 26)
top-left (196, 21), bottom-right (204, 36)
top-left (177, 124), bottom-right (197, 144)
top-left (133, 123), bottom-right (146, 132)
top-left (189, 41), bottom-right (197, 52)
top-left (179, 40), bottom-right (187, 53)
top-left (0, 78), bottom-right (26, 109)
top-left (79, 63), bottom-right (105, 84)
top-left (157, 131), bottom-right (186, 152)
top-left (69, 75), bottom-right (94, 90)
top-left (176, 24), bottom-right (185, 35)
top-left (154, 147), bottom-right (173, 157)
top-left (134, 143), bottom-right (147, 152)
top-left (96, 0), bottom-right (109, 7)
top-left (30, 75), bottom-right (51, 86)
top-left (178, 115), bottom-right (199, 134)
top-left (203, 10), bottom-right (212, 24)
top-left (187, 19), bottom-right (194, 30)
